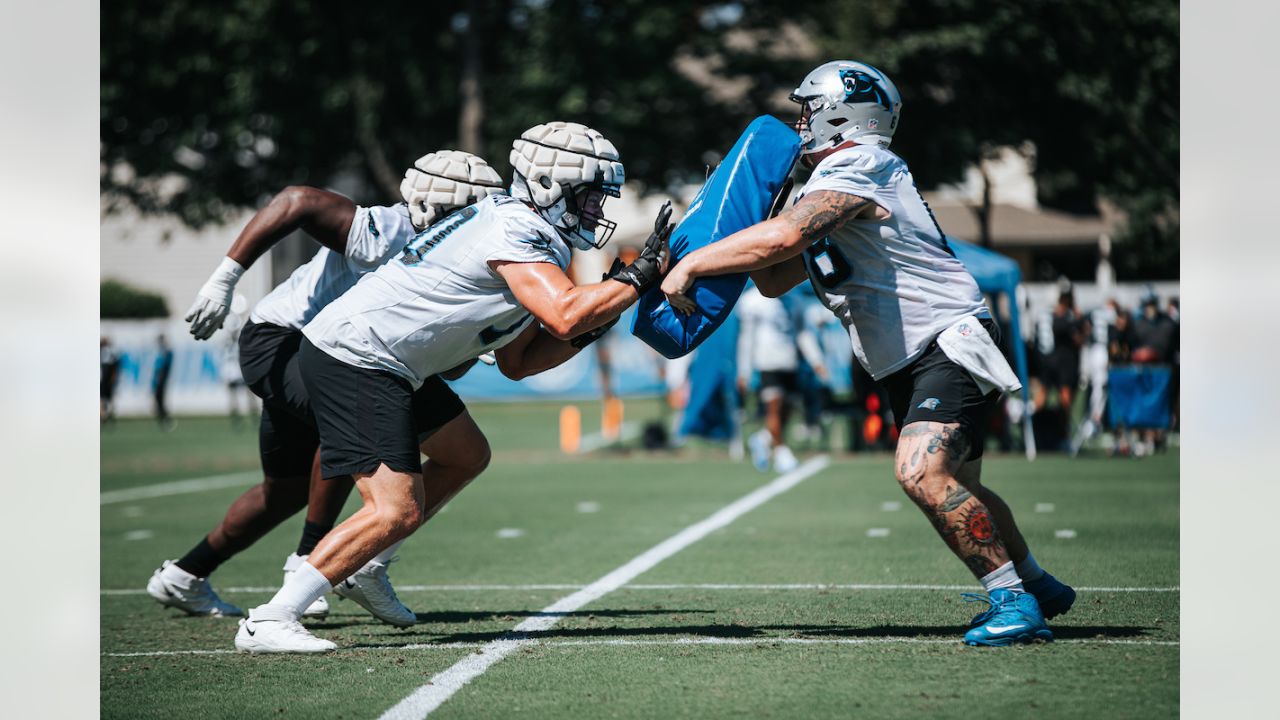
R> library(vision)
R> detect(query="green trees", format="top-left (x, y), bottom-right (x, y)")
top-left (101, 279), bottom-right (169, 319)
top-left (102, 0), bottom-right (1177, 276)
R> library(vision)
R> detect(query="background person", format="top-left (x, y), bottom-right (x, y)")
top-left (100, 336), bottom-right (121, 426)
top-left (152, 334), bottom-right (174, 431)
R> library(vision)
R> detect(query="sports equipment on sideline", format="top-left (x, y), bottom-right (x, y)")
top-left (146, 560), bottom-right (244, 617)
top-left (235, 605), bottom-right (337, 654)
top-left (962, 588), bottom-right (1054, 646)
top-left (790, 60), bottom-right (902, 156)
top-left (630, 115), bottom-right (800, 358)
top-left (509, 121), bottom-right (625, 250)
top-left (401, 150), bottom-right (506, 231)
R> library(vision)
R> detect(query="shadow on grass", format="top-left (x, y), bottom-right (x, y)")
top-left (406, 621), bottom-right (1159, 645)
top-left (303, 607), bottom-right (712, 632)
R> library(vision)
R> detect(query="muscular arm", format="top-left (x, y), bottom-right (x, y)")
top-left (661, 190), bottom-right (873, 305)
top-left (492, 261), bottom-right (638, 341)
top-left (225, 186), bottom-right (357, 267)
top-left (493, 322), bottom-right (582, 380)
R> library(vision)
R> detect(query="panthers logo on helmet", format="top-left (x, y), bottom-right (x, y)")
top-left (839, 69), bottom-right (893, 112)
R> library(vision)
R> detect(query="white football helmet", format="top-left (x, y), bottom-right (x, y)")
top-left (790, 61), bottom-right (902, 157)
top-left (400, 150), bottom-right (505, 231)
top-left (509, 121), bottom-right (625, 250)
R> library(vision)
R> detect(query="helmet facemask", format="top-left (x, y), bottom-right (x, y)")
top-left (559, 177), bottom-right (621, 250)
top-left (789, 61), bottom-right (903, 160)
top-left (508, 121), bottom-right (626, 252)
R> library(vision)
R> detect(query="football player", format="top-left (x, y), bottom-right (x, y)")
top-left (661, 61), bottom-right (1075, 646)
top-left (147, 151), bottom-right (505, 628)
top-left (234, 122), bottom-right (672, 653)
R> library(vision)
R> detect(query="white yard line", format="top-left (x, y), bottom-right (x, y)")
top-left (378, 455), bottom-right (832, 720)
top-left (100, 471), bottom-right (257, 505)
top-left (102, 635), bottom-right (1180, 658)
top-left (100, 583), bottom-right (1180, 596)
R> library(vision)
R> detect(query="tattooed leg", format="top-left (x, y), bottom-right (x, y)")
top-left (894, 422), bottom-right (1011, 579)
top-left (958, 459), bottom-right (1030, 565)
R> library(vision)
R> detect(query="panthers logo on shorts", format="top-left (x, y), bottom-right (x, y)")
top-left (917, 397), bottom-right (941, 411)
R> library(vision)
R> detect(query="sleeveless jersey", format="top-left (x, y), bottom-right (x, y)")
top-left (797, 144), bottom-right (989, 379)
top-left (249, 204), bottom-right (416, 330)
top-left (303, 194), bottom-right (571, 387)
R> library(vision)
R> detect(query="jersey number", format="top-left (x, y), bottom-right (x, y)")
top-left (804, 237), bottom-right (853, 289)
top-left (478, 314), bottom-right (530, 345)
top-left (400, 205), bottom-right (478, 266)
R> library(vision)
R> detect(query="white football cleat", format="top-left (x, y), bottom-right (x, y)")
top-left (235, 604), bottom-right (336, 654)
top-left (748, 430), bottom-right (772, 472)
top-left (333, 557), bottom-right (416, 627)
top-left (146, 560), bottom-right (244, 617)
top-left (772, 444), bottom-right (799, 474)
top-left (283, 553), bottom-right (330, 618)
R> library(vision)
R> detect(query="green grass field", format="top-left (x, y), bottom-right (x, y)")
top-left (101, 401), bottom-right (1178, 719)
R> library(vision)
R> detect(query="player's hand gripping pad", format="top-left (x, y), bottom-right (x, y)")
top-left (630, 116), bottom-right (799, 358)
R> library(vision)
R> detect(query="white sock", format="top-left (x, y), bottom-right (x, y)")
top-left (162, 562), bottom-right (198, 584)
top-left (370, 539), bottom-right (405, 567)
top-left (1014, 552), bottom-right (1046, 583)
top-left (979, 561), bottom-right (1024, 593)
top-left (267, 561), bottom-right (332, 618)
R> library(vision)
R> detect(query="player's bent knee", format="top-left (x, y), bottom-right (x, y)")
top-left (261, 475), bottom-right (310, 510)
top-left (375, 503), bottom-right (423, 538)
top-left (464, 440), bottom-right (491, 478)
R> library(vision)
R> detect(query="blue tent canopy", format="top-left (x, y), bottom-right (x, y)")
top-left (948, 237), bottom-right (1036, 458)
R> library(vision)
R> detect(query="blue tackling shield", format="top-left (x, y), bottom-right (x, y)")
top-left (630, 116), bottom-right (800, 358)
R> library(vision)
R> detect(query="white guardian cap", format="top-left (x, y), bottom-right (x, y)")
top-left (791, 61), bottom-right (902, 156)
top-left (509, 121), bottom-right (625, 250)
top-left (400, 150), bottom-right (506, 231)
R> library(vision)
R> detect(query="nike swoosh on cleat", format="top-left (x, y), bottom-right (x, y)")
top-left (986, 625), bottom-right (1026, 633)
top-left (245, 625), bottom-right (256, 636)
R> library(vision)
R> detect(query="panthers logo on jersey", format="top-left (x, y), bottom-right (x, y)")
top-left (839, 69), bottom-right (893, 112)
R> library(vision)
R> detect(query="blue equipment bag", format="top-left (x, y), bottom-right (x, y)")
top-left (630, 116), bottom-right (800, 359)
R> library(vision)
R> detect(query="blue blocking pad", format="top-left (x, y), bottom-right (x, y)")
top-left (630, 116), bottom-right (800, 359)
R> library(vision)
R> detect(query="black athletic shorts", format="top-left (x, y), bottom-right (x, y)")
top-left (239, 321), bottom-right (318, 477)
top-left (240, 322), bottom-right (466, 477)
top-left (758, 370), bottom-right (799, 392)
top-left (880, 317), bottom-right (1002, 462)
top-left (296, 337), bottom-right (465, 478)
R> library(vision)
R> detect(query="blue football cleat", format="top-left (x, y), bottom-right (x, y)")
top-left (967, 572), bottom-right (1077, 627)
top-left (962, 588), bottom-right (1054, 646)
top-left (1023, 572), bottom-right (1076, 620)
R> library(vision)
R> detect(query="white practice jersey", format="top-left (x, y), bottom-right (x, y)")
top-left (249, 204), bottom-right (417, 330)
top-left (736, 286), bottom-right (800, 373)
top-left (303, 194), bottom-right (571, 388)
top-left (798, 144), bottom-right (989, 380)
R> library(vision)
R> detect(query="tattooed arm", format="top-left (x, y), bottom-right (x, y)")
top-left (660, 190), bottom-right (874, 311)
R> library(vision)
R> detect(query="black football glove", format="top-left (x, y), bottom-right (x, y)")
top-left (609, 200), bottom-right (673, 293)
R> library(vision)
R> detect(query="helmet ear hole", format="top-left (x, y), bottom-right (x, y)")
top-left (539, 176), bottom-right (553, 189)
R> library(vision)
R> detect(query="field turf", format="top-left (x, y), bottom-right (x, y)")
top-left (101, 401), bottom-right (1178, 718)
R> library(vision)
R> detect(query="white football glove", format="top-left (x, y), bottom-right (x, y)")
top-left (185, 257), bottom-right (245, 340)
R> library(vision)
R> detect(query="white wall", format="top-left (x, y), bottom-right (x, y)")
top-left (100, 206), bottom-right (273, 320)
